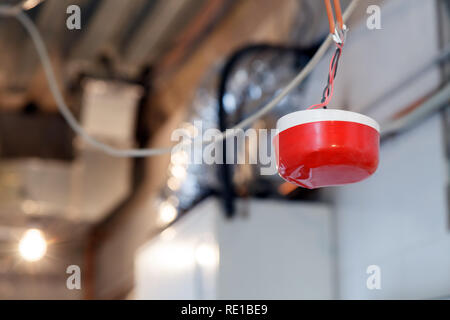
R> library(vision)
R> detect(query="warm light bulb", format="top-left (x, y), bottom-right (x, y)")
top-left (18, 229), bottom-right (47, 262)
top-left (170, 165), bottom-right (187, 180)
top-left (158, 202), bottom-right (177, 226)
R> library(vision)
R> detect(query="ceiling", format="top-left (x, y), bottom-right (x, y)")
top-left (0, 0), bottom-right (234, 298)
top-left (0, 0), bottom-right (230, 111)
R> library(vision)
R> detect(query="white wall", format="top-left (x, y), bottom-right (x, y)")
top-left (334, 114), bottom-right (449, 299)
top-left (327, 0), bottom-right (450, 299)
top-left (135, 198), bottom-right (334, 299)
top-left (135, 199), bottom-right (219, 300)
top-left (217, 199), bottom-right (334, 299)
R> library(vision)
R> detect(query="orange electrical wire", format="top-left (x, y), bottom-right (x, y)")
top-left (333, 0), bottom-right (344, 29)
top-left (324, 0), bottom-right (344, 34)
top-left (324, 0), bottom-right (335, 34)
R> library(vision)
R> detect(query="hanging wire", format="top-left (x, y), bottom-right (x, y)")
top-left (307, 0), bottom-right (346, 110)
top-left (307, 44), bottom-right (343, 109)
top-left (0, 0), bottom-right (359, 158)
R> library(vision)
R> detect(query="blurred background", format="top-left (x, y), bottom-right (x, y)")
top-left (0, 0), bottom-right (448, 299)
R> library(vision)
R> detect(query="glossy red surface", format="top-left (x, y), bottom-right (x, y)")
top-left (273, 120), bottom-right (379, 189)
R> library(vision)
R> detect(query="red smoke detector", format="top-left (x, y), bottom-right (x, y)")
top-left (273, 109), bottom-right (380, 189)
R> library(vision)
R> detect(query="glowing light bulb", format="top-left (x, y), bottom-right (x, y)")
top-left (158, 201), bottom-right (177, 226)
top-left (18, 229), bottom-right (47, 262)
top-left (170, 165), bottom-right (187, 180)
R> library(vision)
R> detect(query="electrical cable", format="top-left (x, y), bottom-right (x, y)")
top-left (307, 44), bottom-right (342, 109)
top-left (333, 0), bottom-right (344, 30)
top-left (0, 0), bottom-right (359, 158)
top-left (381, 82), bottom-right (450, 139)
top-left (324, 0), bottom-right (344, 34)
top-left (306, 0), bottom-right (346, 110)
top-left (364, 43), bottom-right (450, 113)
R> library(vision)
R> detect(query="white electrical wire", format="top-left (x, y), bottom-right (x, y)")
top-left (0, 0), bottom-right (359, 157)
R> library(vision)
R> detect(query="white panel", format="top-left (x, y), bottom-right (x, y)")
top-left (218, 200), bottom-right (333, 299)
top-left (135, 199), bottom-right (220, 300)
top-left (135, 198), bottom-right (334, 299)
top-left (81, 80), bottom-right (142, 143)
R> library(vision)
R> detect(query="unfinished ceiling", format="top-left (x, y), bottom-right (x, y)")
top-left (0, 0), bottom-right (235, 299)
top-left (0, 0), bottom-right (230, 111)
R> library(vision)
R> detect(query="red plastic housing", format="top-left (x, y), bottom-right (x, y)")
top-left (273, 109), bottom-right (380, 189)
